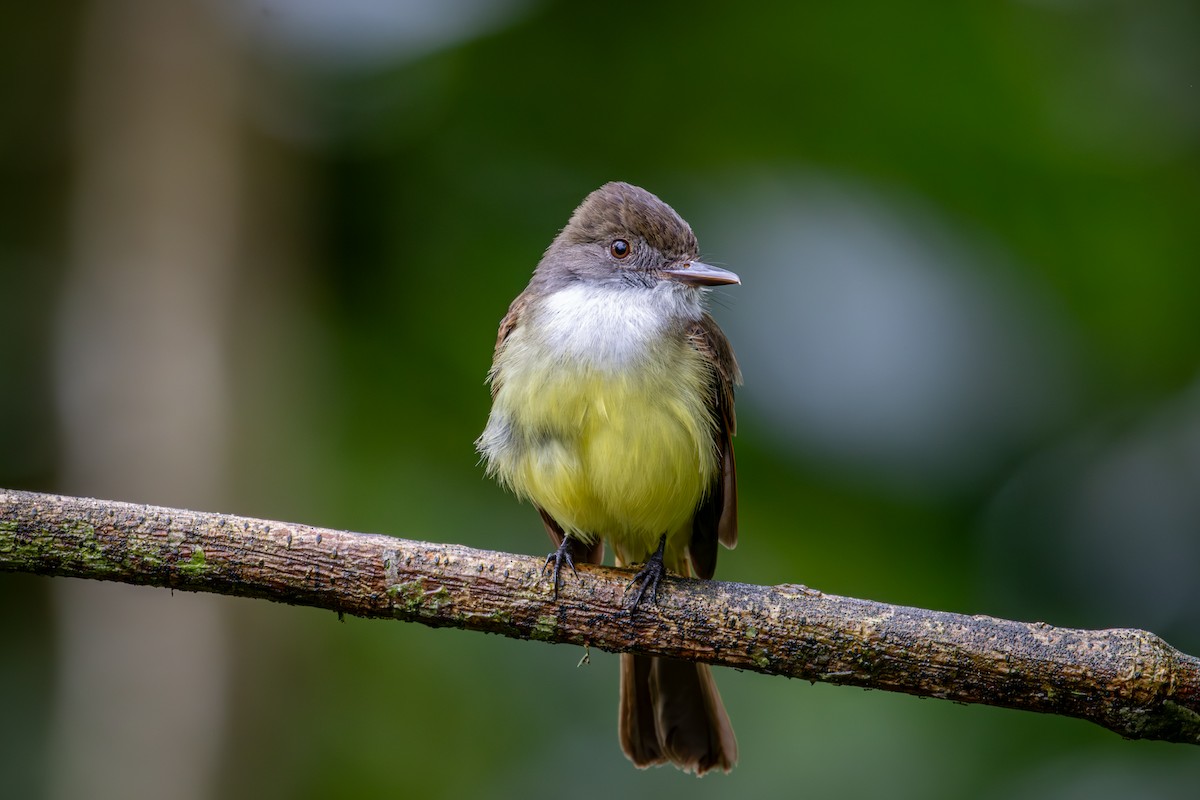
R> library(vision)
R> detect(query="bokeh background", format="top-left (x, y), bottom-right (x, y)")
top-left (3, 1), bottom-right (1199, 798)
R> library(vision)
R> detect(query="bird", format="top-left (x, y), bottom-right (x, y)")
top-left (476, 181), bottom-right (741, 774)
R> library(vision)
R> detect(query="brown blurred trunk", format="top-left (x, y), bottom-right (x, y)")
top-left (52, 1), bottom-right (242, 797)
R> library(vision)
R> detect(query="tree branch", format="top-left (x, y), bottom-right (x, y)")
top-left (3, 488), bottom-right (1198, 744)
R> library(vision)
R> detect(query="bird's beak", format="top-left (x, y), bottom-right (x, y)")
top-left (660, 261), bottom-right (741, 287)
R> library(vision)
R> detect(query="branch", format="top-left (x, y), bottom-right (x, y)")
top-left (3, 488), bottom-right (1198, 744)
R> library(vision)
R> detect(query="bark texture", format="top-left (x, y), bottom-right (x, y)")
top-left (3, 488), bottom-right (1198, 744)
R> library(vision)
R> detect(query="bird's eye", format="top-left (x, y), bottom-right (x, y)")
top-left (609, 239), bottom-right (630, 259)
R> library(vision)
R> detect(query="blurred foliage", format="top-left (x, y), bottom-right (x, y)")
top-left (2, 1), bottom-right (1199, 798)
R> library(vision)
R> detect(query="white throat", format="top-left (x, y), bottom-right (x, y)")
top-left (531, 281), bottom-right (703, 368)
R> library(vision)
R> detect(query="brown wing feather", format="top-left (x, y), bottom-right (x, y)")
top-left (685, 313), bottom-right (741, 579)
top-left (487, 292), bottom-right (529, 399)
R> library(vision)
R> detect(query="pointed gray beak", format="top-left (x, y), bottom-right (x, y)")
top-left (660, 261), bottom-right (741, 287)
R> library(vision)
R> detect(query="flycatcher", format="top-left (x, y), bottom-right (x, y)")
top-left (477, 181), bottom-right (741, 775)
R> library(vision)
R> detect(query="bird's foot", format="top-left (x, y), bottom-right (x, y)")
top-left (626, 534), bottom-right (668, 612)
top-left (542, 536), bottom-right (579, 599)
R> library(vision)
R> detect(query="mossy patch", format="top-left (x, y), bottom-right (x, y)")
top-left (178, 547), bottom-right (210, 578)
top-left (532, 615), bottom-right (558, 641)
top-left (387, 579), bottom-right (451, 617)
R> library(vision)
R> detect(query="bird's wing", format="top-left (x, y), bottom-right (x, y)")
top-left (487, 292), bottom-right (528, 399)
top-left (685, 312), bottom-right (741, 579)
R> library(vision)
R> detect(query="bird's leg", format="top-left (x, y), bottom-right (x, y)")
top-left (542, 535), bottom-right (579, 599)
top-left (626, 534), bottom-right (668, 611)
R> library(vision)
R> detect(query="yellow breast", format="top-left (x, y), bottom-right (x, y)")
top-left (480, 328), bottom-right (718, 555)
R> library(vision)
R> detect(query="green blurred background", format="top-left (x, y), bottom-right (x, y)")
top-left (3, 1), bottom-right (1199, 797)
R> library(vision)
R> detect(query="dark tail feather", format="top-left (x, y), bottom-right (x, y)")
top-left (618, 654), bottom-right (665, 768)
top-left (619, 654), bottom-right (737, 775)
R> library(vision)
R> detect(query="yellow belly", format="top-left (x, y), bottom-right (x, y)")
top-left (483, 340), bottom-right (718, 555)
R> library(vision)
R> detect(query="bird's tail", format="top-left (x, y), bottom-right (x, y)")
top-left (614, 542), bottom-right (737, 775)
top-left (618, 653), bottom-right (737, 775)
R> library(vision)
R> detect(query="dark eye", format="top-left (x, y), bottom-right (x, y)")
top-left (609, 239), bottom-right (630, 259)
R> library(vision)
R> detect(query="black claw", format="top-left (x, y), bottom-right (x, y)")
top-left (626, 534), bottom-right (668, 612)
top-left (542, 536), bottom-right (579, 599)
